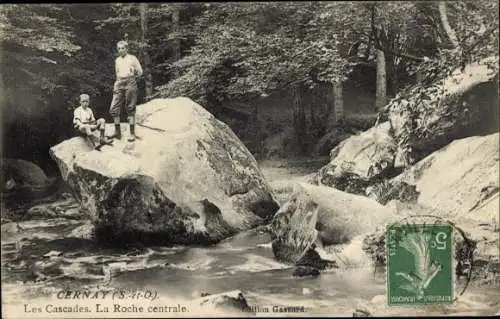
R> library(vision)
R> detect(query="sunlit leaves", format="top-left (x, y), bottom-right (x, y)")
top-left (159, 2), bottom-right (350, 104)
top-left (1, 4), bottom-right (80, 55)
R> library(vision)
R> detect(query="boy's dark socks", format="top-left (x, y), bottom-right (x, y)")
top-left (114, 124), bottom-right (121, 139)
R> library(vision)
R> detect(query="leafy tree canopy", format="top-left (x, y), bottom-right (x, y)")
top-left (158, 2), bottom-right (354, 105)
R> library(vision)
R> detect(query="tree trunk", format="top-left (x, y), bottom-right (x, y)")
top-left (139, 3), bottom-right (153, 100)
top-left (326, 84), bottom-right (336, 128)
top-left (292, 84), bottom-right (306, 154)
top-left (376, 49), bottom-right (387, 111)
top-left (307, 89), bottom-right (319, 127)
top-left (390, 73), bottom-right (398, 98)
top-left (333, 81), bottom-right (344, 123)
top-left (309, 92), bottom-right (316, 133)
top-left (172, 4), bottom-right (181, 62)
top-left (438, 1), bottom-right (459, 48)
top-left (389, 55), bottom-right (398, 97)
top-left (416, 69), bottom-right (423, 83)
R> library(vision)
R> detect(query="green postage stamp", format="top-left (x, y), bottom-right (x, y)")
top-left (387, 223), bottom-right (454, 306)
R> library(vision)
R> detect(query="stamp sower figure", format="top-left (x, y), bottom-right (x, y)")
top-left (109, 40), bottom-right (143, 142)
top-left (73, 94), bottom-right (111, 148)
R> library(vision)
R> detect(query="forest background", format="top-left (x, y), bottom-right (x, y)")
top-left (1, 1), bottom-right (498, 175)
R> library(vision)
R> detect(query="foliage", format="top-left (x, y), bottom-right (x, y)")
top-left (1, 4), bottom-right (123, 107)
top-left (0, 4), bottom-right (80, 54)
top-left (337, 2), bottom-right (442, 94)
top-left (385, 56), bottom-right (499, 166)
top-left (0, 4), bottom-right (119, 168)
top-left (414, 0), bottom-right (499, 84)
top-left (157, 2), bottom-right (352, 107)
top-left (1, 2), bottom-right (498, 166)
top-left (1, 4), bottom-right (80, 104)
top-left (95, 3), bottom-right (202, 90)
top-left (381, 0), bottom-right (499, 166)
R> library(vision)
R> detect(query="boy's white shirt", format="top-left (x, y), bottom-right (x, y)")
top-left (115, 54), bottom-right (143, 78)
top-left (73, 106), bottom-right (95, 125)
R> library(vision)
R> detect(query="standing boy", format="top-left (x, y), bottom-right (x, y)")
top-left (74, 94), bottom-right (111, 148)
top-left (109, 40), bottom-right (143, 142)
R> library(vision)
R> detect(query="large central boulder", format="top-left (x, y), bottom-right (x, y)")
top-left (50, 97), bottom-right (279, 245)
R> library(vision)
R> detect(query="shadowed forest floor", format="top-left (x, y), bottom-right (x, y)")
top-left (259, 157), bottom-right (329, 205)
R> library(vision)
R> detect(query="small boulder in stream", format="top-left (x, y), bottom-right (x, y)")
top-left (315, 122), bottom-right (397, 195)
top-left (293, 265), bottom-right (320, 278)
top-left (50, 98), bottom-right (279, 245)
top-left (269, 183), bottom-right (397, 265)
top-left (194, 290), bottom-right (252, 313)
top-left (295, 243), bottom-right (338, 270)
top-left (353, 308), bottom-right (372, 317)
top-left (1, 158), bottom-right (58, 205)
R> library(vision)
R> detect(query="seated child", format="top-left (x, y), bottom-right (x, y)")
top-left (73, 94), bottom-right (111, 148)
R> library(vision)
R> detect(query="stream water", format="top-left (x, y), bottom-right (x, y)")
top-left (2, 160), bottom-right (499, 317)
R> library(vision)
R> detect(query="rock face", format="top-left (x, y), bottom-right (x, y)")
top-left (316, 122), bottom-right (397, 194)
top-left (50, 98), bottom-right (279, 245)
top-left (396, 133), bottom-right (500, 284)
top-left (392, 133), bottom-right (499, 219)
top-left (25, 197), bottom-right (82, 220)
top-left (362, 133), bottom-right (499, 282)
top-left (386, 56), bottom-right (499, 166)
top-left (316, 57), bottom-right (498, 200)
top-left (365, 179), bottom-right (419, 205)
top-left (269, 183), bottom-right (397, 264)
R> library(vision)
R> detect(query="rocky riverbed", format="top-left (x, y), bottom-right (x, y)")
top-left (2, 158), bottom-right (499, 317)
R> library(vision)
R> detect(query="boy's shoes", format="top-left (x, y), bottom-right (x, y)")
top-left (128, 134), bottom-right (136, 142)
top-left (100, 137), bottom-right (113, 145)
top-left (94, 137), bottom-right (113, 151)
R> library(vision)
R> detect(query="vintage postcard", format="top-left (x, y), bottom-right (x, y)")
top-left (1, 2), bottom-right (499, 318)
